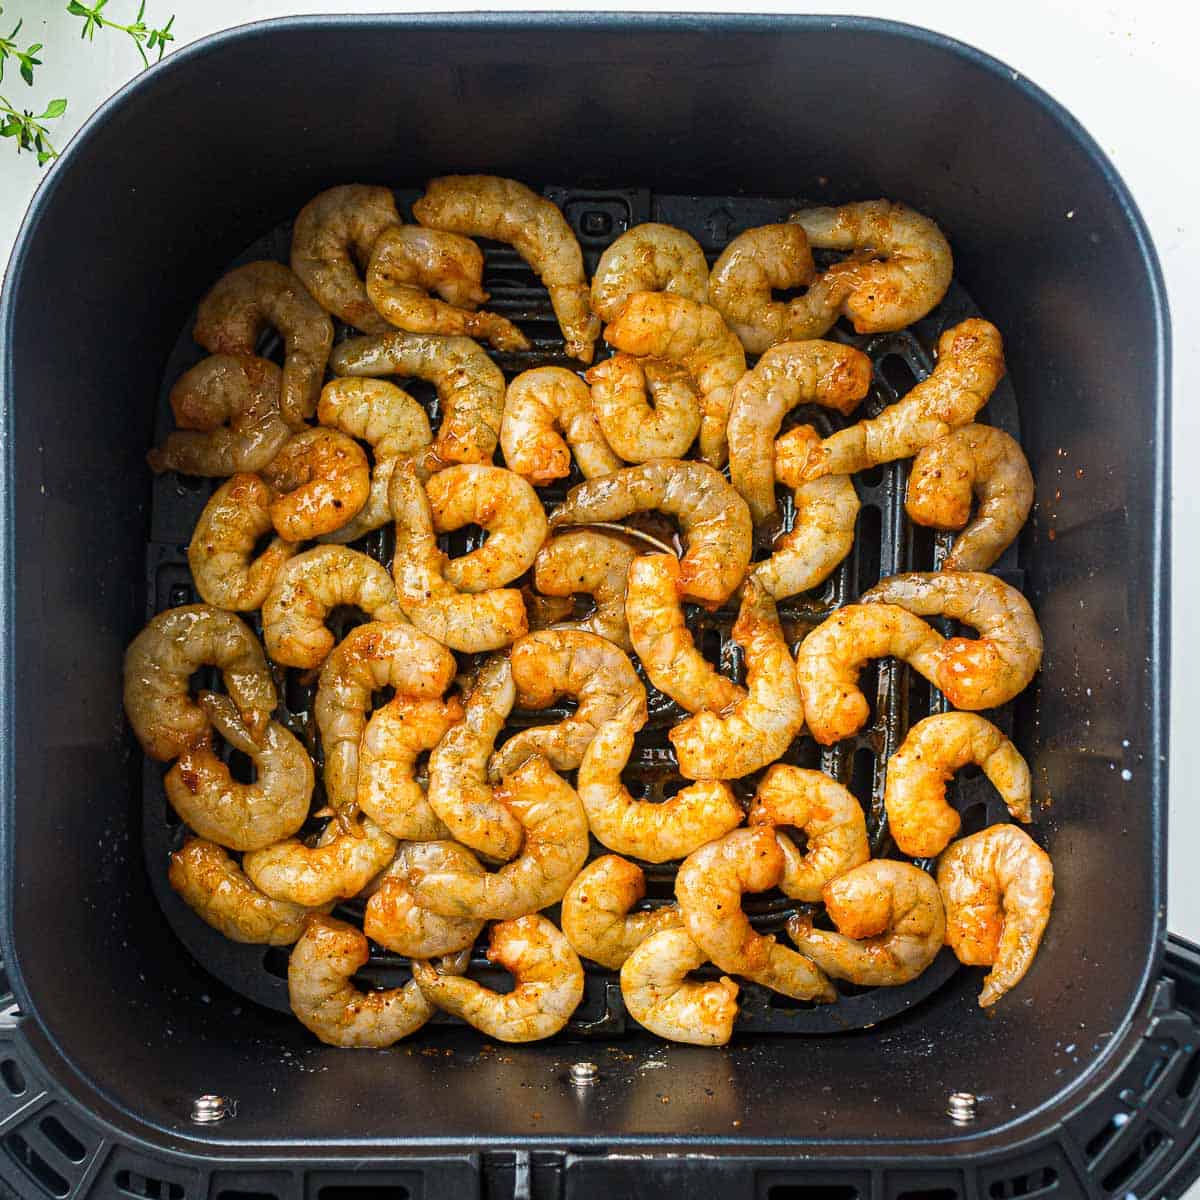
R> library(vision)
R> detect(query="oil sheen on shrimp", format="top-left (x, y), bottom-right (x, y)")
top-left (586, 353), bottom-right (702, 463)
top-left (591, 223), bottom-right (709, 322)
top-left (531, 529), bottom-right (638, 650)
top-left (260, 427), bottom-right (371, 540)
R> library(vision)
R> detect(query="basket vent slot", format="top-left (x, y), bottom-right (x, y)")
top-left (1100, 1128), bottom-right (1165, 1194)
top-left (987, 1166), bottom-right (1059, 1198)
top-left (216, 1191), bottom-right (280, 1200)
top-left (895, 1190), bottom-right (960, 1200)
top-left (116, 1167), bottom-right (187, 1200)
top-left (37, 1115), bottom-right (86, 1163)
top-left (5, 1131), bottom-right (69, 1198)
top-left (1176, 1048), bottom-right (1200, 1099)
top-left (768, 1186), bottom-right (860, 1200)
top-left (318, 1187), bottom-right (410, 1200)
top-left (1084, 1112), bottom-right (1126, 1159)
top-left (0, 1058), bottom-right (26, 1096)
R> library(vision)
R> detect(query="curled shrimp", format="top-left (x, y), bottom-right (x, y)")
top-left (148, 355), bottom-right (290, 476)
top-left (727, 341), bottom-right (872, 525)
top-left (578, 716), bottom-right (743, 863)
top-left (670, 582), bottom-right (805, 780)
top-left (411, 913), bottom-right (584, 1042)
top-left (788, 200), bottom-right (953, 333)
top-left (604, 292), bottom-right (746, 466)
top-left (561, 855), bottom-right (683, 969)
top-left (194, 261), bottom-right (334, 426)
top-left (586, 353), bottom-right (702, 463)
top-left (261, 427), bottom-right (370, 540)
top-left (886, 713), bottom-right (1032, 858)
top-left (124, 605), bottom-right (276, 761)
top-left (787, 861), bottom-right (946, 986)
top-left (366, 225), bottom-right (529, 351)
top-left (860, 571), bottom-right (1043, 710)
top-left (937, 824), bottom-right (1054, 1007)
top-left (262, 546), bottom-right (407, 670)
top-left (548, 460), bottom-right (752, 606)
top-left (906, 424), bottom-right (1034, 571)
top-left (675, 828), bottom-right (835, 1002)
top-left (188, 474), bottom-right (298, 611)
top-left (413, 175), bottom-right (599, 363)
top-left (165, 693), bottom-right (312, 852)
top-left (531, 530), bottom-right (638, 651)
top-left (488, 630), bottom-right (647, 780)
top-left (591, 223), bottom-right (709, 322)
top-left (499, 367), bottom-right (621, 485)
top-left (747, 765), bottom-right (869, 902)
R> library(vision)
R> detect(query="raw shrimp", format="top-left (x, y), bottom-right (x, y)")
top-left (860, 571), bottom-right (1043, 710)
top-left (886, 713), bottom-right (1032, 858)
top-left (937, 823), bottom-right (1054, 1007)
top-left (124, 605), bottom-right (276, 761)
top-left (586, 353), bottom-right (701, 463)
top-left (499, 367), bottom-right (620, 485)
top-left (787, 861), bottom-right (946, 986)
top-left (578, 716), bottom-right (743, 863)
top-left (194, 261), bottom-right (334, 425)
top-left (165, 694), bottom-right (312, 852)
top-left (670, 582), bottom-right (805, 780)
top-left (366, 224), bottom-right (529, 351)
top-left (788, 200), bottom-right (953, 333)
top-left (260, 427), bottom-right (370, 540)
top-left (591, 223), bottom-right (709, 322)
top-left (188, 474), bottom-right (298, 611)
top-left (412, 175), bottom-right (600, 362)
top-left (411, 913), bottom-right (584, 1042)
top-left (604, 292), bottom-right (746, 466)
top-left (727, 340), bottom-right (872, 525)
top-left (548, 460), bottom-right (752, 605)
top-left (168, 839), bottom-right (320, 945)
top-left (488, 629), bottom-right (647, 780)
top-left (797, 319), bottom-right (1006, 480)
top-left (332, 328), bottom-right (506, 466)
top-left (905, 424), bottom-right (1034, 571)
top-left (531, 530), bottom-right (638, 651)
top-left (747, 765), bottom-right (869, 902)
top-left (621, 928), bottom-right (740, 1046)
top-left (561, 855), bottom-right (683, 969)
top-left (675, 828), bottom-right (835, 1002)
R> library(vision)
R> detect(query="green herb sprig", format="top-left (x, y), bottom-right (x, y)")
top-left (0, 93), bottom-right (65, 163)
top-left (67, 0), bottom-right (174, 67)
top-left (0, 13), bottom-right (42, 84)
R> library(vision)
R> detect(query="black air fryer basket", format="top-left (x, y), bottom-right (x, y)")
top-left (0, 13), bottom-right (1185, 1200)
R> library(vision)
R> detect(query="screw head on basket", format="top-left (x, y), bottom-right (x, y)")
top-left (569, 1061), bottom-right (599, 1085)
top-left (946, 1091), bottom-right (978, 1123)
top-left (191, 1094), bottom-right (232, 1123)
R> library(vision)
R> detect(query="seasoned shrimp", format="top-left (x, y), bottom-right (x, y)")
top-left (586, 353), bottom-right (702, 463)
top-left (578, 716), bottom-right (743, 863)
top-left (500, 367), bottom-right (620, 485)
top-left (169, 839), bottom-right (320, 945)
top-left (165, 694), bottom-right (312, 852)
top-left (787, 861), bottom-right (946, 986)
top-left (747, 765), bottom-right (869, 902)
top-left (727, 341), bottom-right (872, 525)
top-left (488, 630), bottom-right (647, 780)
top-left (561, 855), bottom-right (683, 969)
top-left (604, 292), bottom-right (746, 466)
top-left (124, 605), bottom-right (276, 761)
top-left (670, 582), bottom-right (805, 780)
top-left (937, 824), bottom-right (1054, 1007)
top-left (591, 223), bottom-right (709, 322)
top-left (531, 530), bottom-right (638, 650)
top-left (194, 261), bottom-right (333, 425)
top-left (411, 913), bottom-right (584, 1042)
top-left (366, 225), bottom-right (529, 351)
top-left (260, 427), bottom-right (370, 540)
top-left (860, 571), bottom-right (1043, 710)
top-left (148, 355), bottom-right (290, 476)
top-left (188, 474), bottom-right (298, 611)
top-left (789, 200), bottom-right (953, 333)
top-left (621, 928), bottom-right (740, 1046)
top-left (413, 175), bottom-right (600, 363)
top-left (548, 460), bottom-right (752, 605)
top-left (798, 320), bottom-right (1006, 480)
top-left (886, 713), bottom-right (1032, 858)
top-left (675, 828), bottom-right (835, 1001)
top-left (906, 424), bottom-right (1034, 571)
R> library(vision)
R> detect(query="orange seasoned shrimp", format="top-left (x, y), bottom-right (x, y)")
top-left (938, 824), bottom-right (1054, 1007)
top-left (531, 530), bottom-right (638, 651)
top-left (261, 427), bottom-right (370, 540)
top-left (586, 353), bottom-right (701, 463)
top-left (906, 424), bottom-right (1034, 571)
top-left (194, 261), bottom-right (333, 425)
top-left (591, 223), bottom-right (709, 322)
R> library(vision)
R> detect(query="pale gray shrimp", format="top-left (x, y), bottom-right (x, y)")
top-left (194, 261), bottom-right (334, 425)
top-left (412, 175), bottom-right (600, 363)
top-left (531, 530), bottom-right (638, 651)
top-left (411, 913), bottom-right (585, 1042)
top-left (886, 712), bottom-right (1032, 858)
top-left (260, 427), bottom-right (370, 540)
top-left (124, 605), bottom-right (276, 761)
top-left (787, 861), bottom-right (946, 986)
top-left (905, 424), bottom-right (1035, 571)
top-left (500, 367), bottom-right (621, 485)
top-left (585, 353), bottom-right (702, 463)
top-left (937, 823), bottom-right (1054, 1007)
top-left (591, 222), bottom-right (710, 322)
top-left (548, 460), bottom-right (752, 605)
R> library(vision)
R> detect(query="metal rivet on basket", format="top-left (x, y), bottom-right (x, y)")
top-left (946, 1092), bottom-right (977, 1123)
top-left (569, 1062), bottom-right (599, 1086)
top-left (191, 1094), bottom-right (232, 1124)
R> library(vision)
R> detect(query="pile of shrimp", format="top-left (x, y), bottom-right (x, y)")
top-left (127, 177), bottom-right (1052, 1050)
